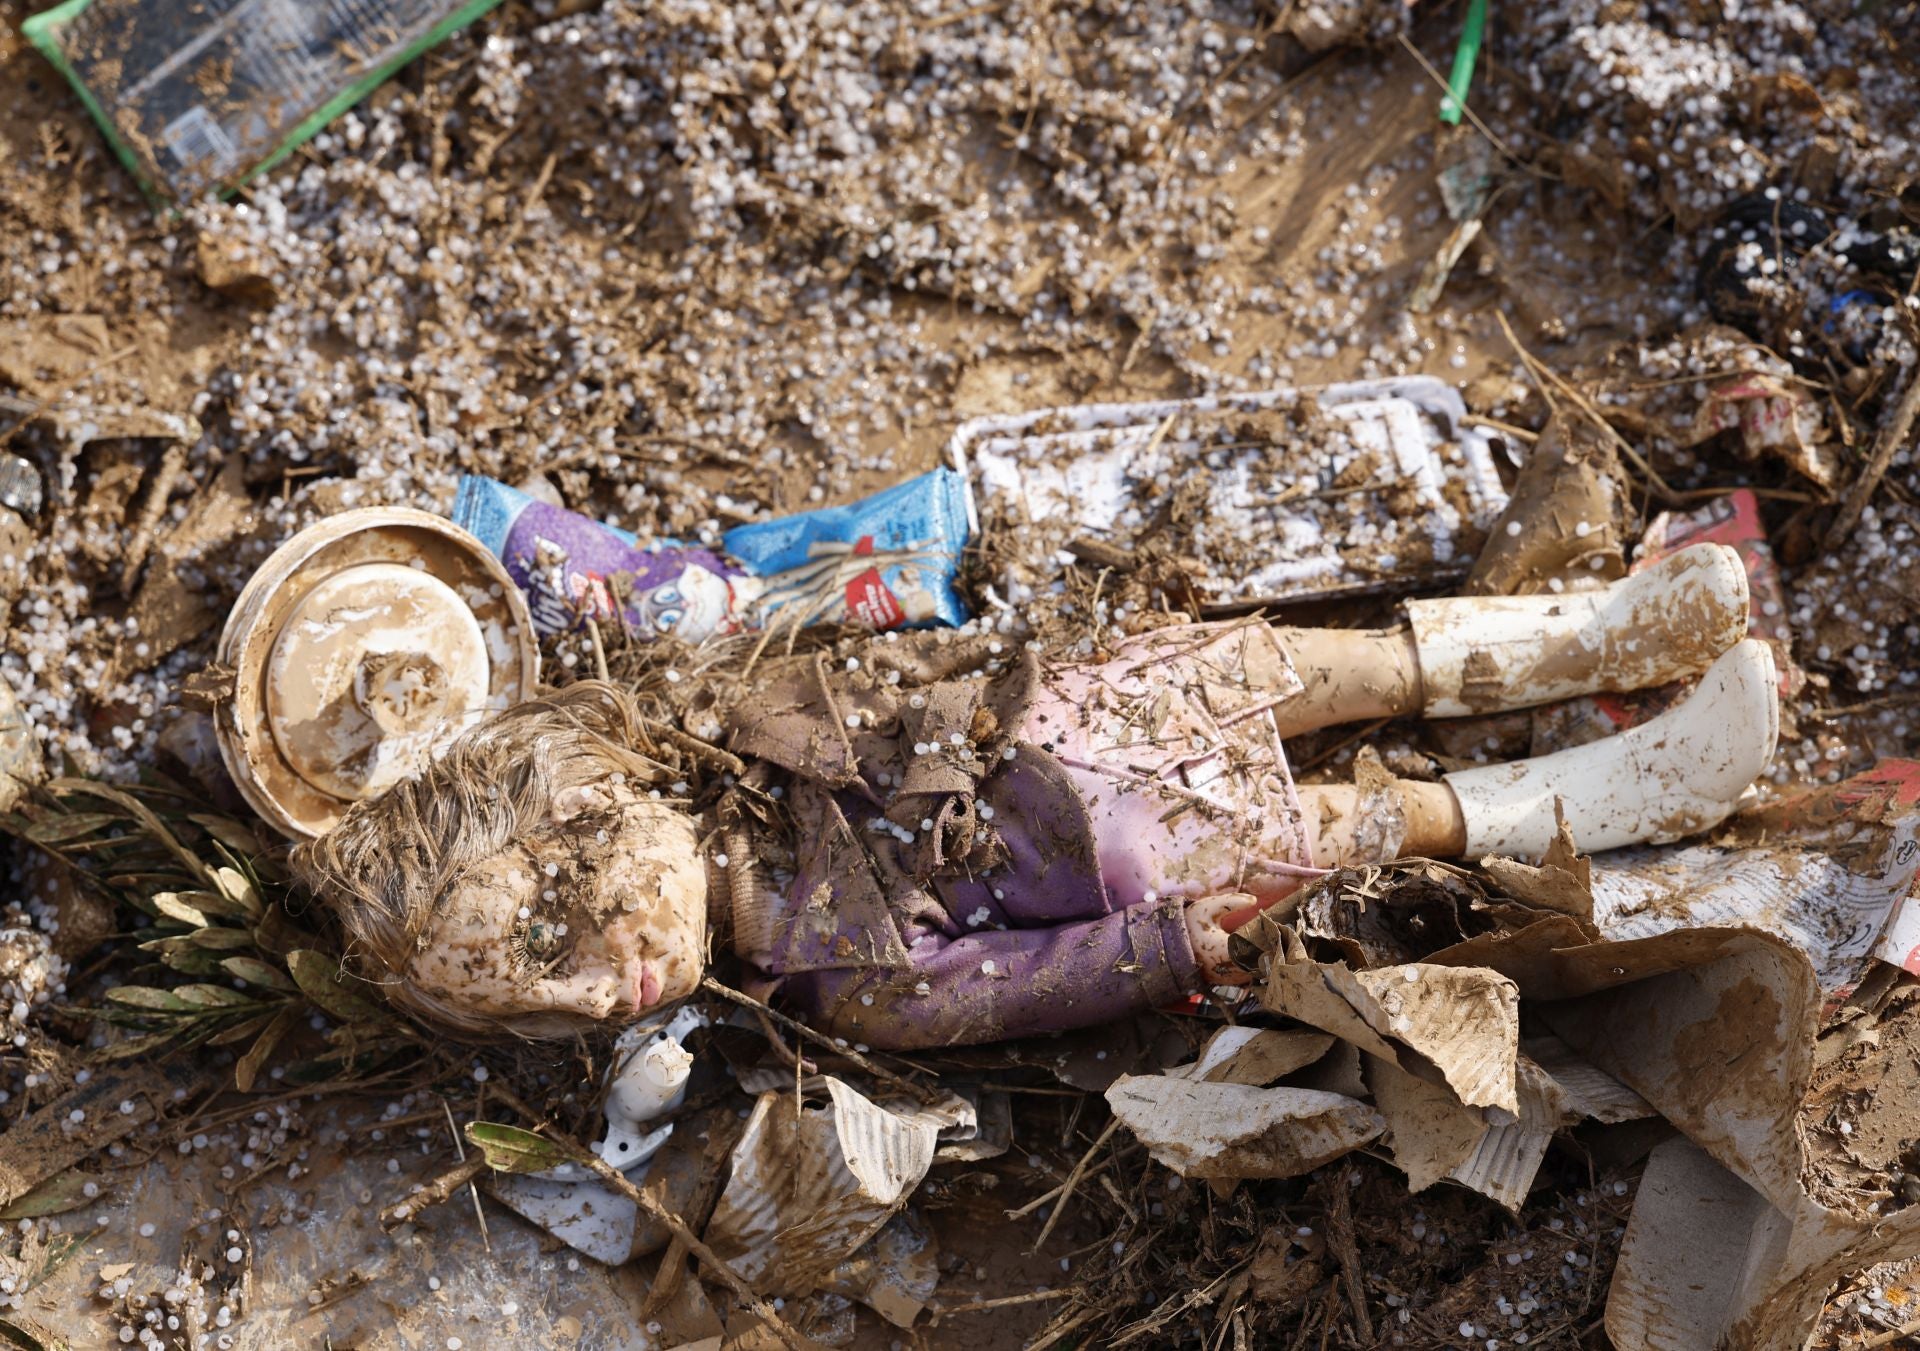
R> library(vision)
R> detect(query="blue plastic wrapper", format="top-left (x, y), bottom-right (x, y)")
top-left (722, 468), bottom-right (972, 631)
top-left (452, 469), bottom-right (972, 643)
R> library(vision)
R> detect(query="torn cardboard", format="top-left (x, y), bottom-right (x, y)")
top-left (1103, 1077), bottom-right (1384, 1181)
top-left (704, 1077), bottom-right (957, 1323)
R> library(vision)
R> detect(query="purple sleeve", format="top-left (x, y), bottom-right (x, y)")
top-left (781, 899), bottom-right (1201, 1050)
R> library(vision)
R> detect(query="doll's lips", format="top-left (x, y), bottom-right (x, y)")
top-left (630, 961), bottom-right (662, 1012)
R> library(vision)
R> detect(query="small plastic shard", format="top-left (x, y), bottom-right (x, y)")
top-left (22, 0), bottom-right (509, 201)
top-left (957, 377), bottom-right (1508, 614)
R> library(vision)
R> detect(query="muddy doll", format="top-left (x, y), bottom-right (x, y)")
top-left (295, 543), bottom-right (1777, 1051)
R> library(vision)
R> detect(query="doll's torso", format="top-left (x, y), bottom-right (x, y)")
top-left (717, 623), bottom-right (1320, 1048)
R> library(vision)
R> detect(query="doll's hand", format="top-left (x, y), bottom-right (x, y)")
top-left (1184, 893), bottom-right (1262, 987)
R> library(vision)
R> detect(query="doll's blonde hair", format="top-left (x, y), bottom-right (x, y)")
top-left (291, 681), bottom-right (674, 1040)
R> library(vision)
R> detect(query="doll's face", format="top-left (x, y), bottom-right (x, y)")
top-left (407, 786), bottom-right (707, 1025)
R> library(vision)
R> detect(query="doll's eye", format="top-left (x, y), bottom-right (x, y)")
top-left (507, 917), bottom-right (572, 973)
top-left (653, 608), bottom-right (682, 633)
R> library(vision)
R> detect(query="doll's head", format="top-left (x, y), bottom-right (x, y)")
top-left (292, 683), bottom-right (708, 1040)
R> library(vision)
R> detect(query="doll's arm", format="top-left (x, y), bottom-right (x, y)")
top-left (784, 897), bottom-right (1201, 1050)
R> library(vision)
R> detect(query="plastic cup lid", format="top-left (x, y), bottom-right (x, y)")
top-left (214, 508), bottom-right (539, 839)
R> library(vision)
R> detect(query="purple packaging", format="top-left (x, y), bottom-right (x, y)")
top-left (451, 478), bottom-right (755, 643)
top-left (452, 468), bottom-right (973, 644)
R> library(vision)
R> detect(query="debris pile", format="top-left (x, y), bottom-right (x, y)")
top-left (3, 0), bottom-right (1920, 1347)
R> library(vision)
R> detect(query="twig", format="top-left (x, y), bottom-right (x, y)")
top-left (504, 150), bottom-right (558, 247)
top-left (0, 344), bottom-right (139, 450)
top-left (443, 1096), bottom-right (491, 1253)
top-left (1293, 718), bottom-right (1392, 775)
top-left (1494, 311), bottom-right (1681, 505)
top-left (1325, 1164), bottom-right (1374, 1343)
top-left (1825, 365), bottom-right (1920, 551)
top-left (472, 1072), bottom-right (808, 1349)
top-left (1809, 690), bottom-right (1920, 720)
top-left (585, 617), bottom-right (612, 685)
top-left (378, 1155), bottom-right (487, 1229)
top-left (1670, 485), bottom-right (1818, 504)
top-left (1462, 414), bottom-right (1539, 443)
top-left (566, 1144), bottom-right (811, 1351)
top-left (1028, 1118), bottom-right (1118, 1254)
top-left (933, 1287), bottom-right (1076, 1320)
top-left (121, 442), bottom-right (190, 596)
top-left (926, 0), bottom-right (1007, 26)
top-left (641, 717), bottom-right (747, 778)
top-left (1004, 1159), bottom-right (1114, 1220)
top-left (640, 1111), bottom-right (742, 1318)
top-left (1394, 33), bottom-right (1553, 180)
top-left (1861, 1312), bottom-right (1920, 1348)
top-left (698, 976), bottom-right (937, 1102)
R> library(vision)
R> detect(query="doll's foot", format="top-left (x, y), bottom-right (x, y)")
top-left (1442, 638), bottom-right (1779, 858)
top-left (1407, 543), bottom-right (1750, 717)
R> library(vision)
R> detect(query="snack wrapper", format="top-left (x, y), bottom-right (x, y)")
top-left (723, 469), bottom-right (973, 631)
top-left (453, 478), bottom-right (756, 644)
top-left (452, 469), bottom-right (971, 644)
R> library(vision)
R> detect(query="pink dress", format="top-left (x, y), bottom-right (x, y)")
top-left (1020, 622), bottom-right (1324, 909)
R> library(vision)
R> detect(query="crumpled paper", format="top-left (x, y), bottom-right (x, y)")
top-left (703, 1078), bottom-right (976, 1326)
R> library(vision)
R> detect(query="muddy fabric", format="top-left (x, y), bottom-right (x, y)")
top-left (721, 624), bottom-right (1313, 1049)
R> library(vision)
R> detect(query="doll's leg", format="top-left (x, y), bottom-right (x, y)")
top-left (1296, 780), bottom-right (1467, 864)
top-left (1266, 626), bottom-right (1423, 736)
top-left (1267, 543), bottom-right (1752, 738)
top-left (1297, 638), bottom-right (1780, 865)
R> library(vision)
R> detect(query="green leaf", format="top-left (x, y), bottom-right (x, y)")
top-left (45, 779), bottom-right (213, 886)
top-left (323, 1021), bottom-right (397, 1048)
top-left (159, 888), bottom-right (256, 922)
top-left (235, 1008), bottom-right (297, 1092)
top-left (285, 950), bottom-right (387, 1025)
top-left (206, 1012), bottom-right (277, 1048)
top-left (155, 943), bottom-right (226, 977)
top-left (95, 1032), bottom-right (180, 1061)
top-left (278, 1044), bottom-right (406, 1085)
top-left (250, 905), bottom-right (310, 957)
top-left (15, 1228), bottom-right (90, 1289)
top-left (19, 812), bottom-right (121, 846)
top-left (220, 957), bottom-right (296, 994)
top-left (172, 984), bottom-right (256, 1010)
top-left (212, 867), bottom-right (263, 919)
top-left (150, 893), bottom-right (209, 928)
top-left (464, 1122), bottom-right (574, 1175)
top-left (0, 1172), bottom-right (101, 1221)
top-left (188, 927), bottom-right (257, 952)
top-left (187, 814), bottom-right (261, 856)
top-left (103, 987), bottom-right (192, 1013)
